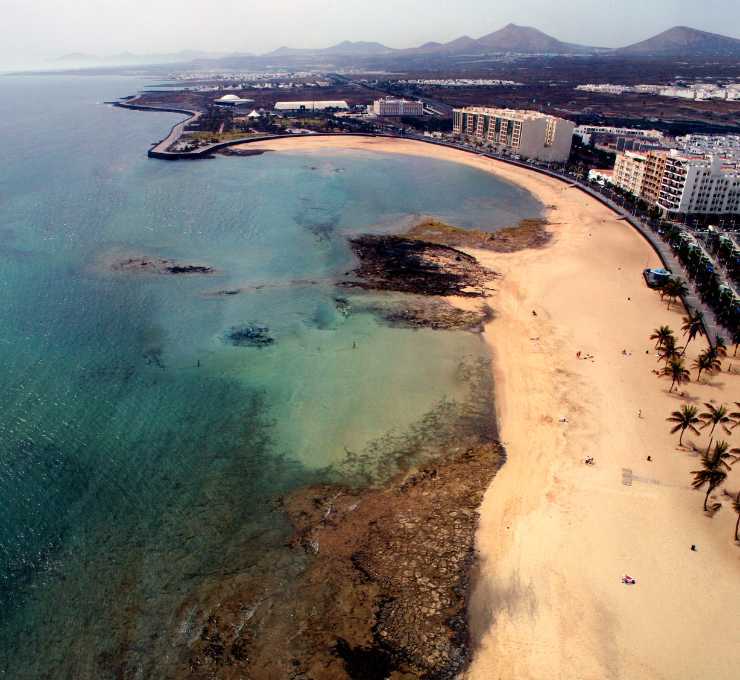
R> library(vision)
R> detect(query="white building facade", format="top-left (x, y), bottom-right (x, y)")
top-left (453, 107), bottom-right (575, 162)
top-left (657, 152), bottom-right (740, 216)
top-left (372, 98), bottom-right (424, 117)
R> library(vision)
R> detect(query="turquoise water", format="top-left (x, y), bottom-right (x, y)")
top-left (0, 76), bottom-right (541, 678)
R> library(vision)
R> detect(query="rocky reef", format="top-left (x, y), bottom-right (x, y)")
top-left (179, 442), bottom-right (503, 680)
top-left (223, 324), bottom-right (275, 348)
top-left (344, 235), bottom-right (497, 298)
top-left (358, 297), bottom-right (494, 332)
top-left (109, 255), bottom-right (215, 275)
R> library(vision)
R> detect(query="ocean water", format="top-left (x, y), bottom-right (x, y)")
top-left (0, 76), bottom-right (542, 678)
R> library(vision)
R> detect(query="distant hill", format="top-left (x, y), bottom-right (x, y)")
top-left (52, 49), bottom-right (237, 66)
top-left (472, 23), bottom-right (593, 54)
top-left (266, 41), bottom-right (393, 57)
top-left (269, 24), bottom-right (598, 59)
top-left (617, 26), bottom-right (740, 57)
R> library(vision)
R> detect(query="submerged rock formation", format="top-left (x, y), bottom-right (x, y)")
top-left (360, 297), bottom-right (494, 331)
top-left (109, 256), bottom-right (215, 275)
top-left (180, 442), bottom-right (504, 680)
top-left (345, 235), bottom-right (497, 297)
top-left (223, 324), bottom-right (275, 348)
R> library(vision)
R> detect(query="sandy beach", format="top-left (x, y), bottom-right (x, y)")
top-left (238, 136), bottom-right (740, 679)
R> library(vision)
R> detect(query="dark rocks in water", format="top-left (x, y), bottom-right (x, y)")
top-left (281, 442), bottom-right (505, 680)
top-left (109, 256), bottom-right (215, 276)
top-left (364, 298), bottom-right (494, 331)
top-left (223, 324), bottom-right (274, 348)
top-left (166, 264), bottom-right (213, 275)
top-left (159, 361), bottom-right (498, 680)
top-left (345, 235), bottom-right (496, 297)
top-left (333, 296), bottom-right (351, 317)
top-left (219, 148), bottom-right (267, 157)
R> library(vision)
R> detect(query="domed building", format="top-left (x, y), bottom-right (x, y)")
top-left (213, 94), bottom-right (253, 108)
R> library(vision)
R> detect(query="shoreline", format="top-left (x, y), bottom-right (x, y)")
top-left (239, 136), bottom-right (740, 679)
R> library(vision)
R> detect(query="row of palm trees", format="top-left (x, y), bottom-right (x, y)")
top-left (667, 402), bottom-right (740, 540)
top-left (657, 224), bottom-right (740, 339)
top-left (651, 318), bottom-right (740, 542)
top-left (650, 311), bottom-right (729, 392)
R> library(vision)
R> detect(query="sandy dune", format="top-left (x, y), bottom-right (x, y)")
top-left (238, 136), bottom-right (740, 680)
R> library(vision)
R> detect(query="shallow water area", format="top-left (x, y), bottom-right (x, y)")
top-left (0, 76), bottom-right (541, 678)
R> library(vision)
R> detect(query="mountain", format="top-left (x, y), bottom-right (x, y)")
top-left (266, 41), bottom-right (393, 57)
top-left (473, 23), bottom-right (592, 53)
top-left (325, 40), bottom-right (393, 55)
top-left (617, 26), bottom-right (740, 57)
top-left (400, 24), bottom-right (597, 56)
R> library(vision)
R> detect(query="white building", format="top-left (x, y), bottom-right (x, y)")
top-left (657, 151), bottom-right (740, 216)
top-left (372, 98), bottom-right (424, 117)
top-left (274, 100), bottom-right (349, 112)
top-left (453, 107), bottom-right (575, 162)
top-left (213, 94), bottom-right (253, 107)
top-left (588, 168), bottom-right (614, 185)
top-left (613, 151), bottom-right (648, 195)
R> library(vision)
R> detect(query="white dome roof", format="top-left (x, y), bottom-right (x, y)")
top-left (219, 94), bottom-right (241, 101)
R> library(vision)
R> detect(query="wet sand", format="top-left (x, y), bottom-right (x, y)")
top-left (240, 136), bottom-right (740, 680)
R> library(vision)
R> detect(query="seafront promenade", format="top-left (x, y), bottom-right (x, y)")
top-left (116, 103), bottom-right (725, 341)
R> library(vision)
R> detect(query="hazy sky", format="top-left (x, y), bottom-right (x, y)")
top-left (2, 0), bottom-right (740, 65)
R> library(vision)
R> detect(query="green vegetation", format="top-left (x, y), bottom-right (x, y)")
top-left (680, 309), bottom-right (705, 355)
top-left (650, 325), bottom-right (675, 350)
top-left (699, 403), bottom-right (732, 454)
top-left (666, 404), bottom-right (701, 445)
top-left (691, 441), bottom-right (731, 512)
top-left (662, 357), bottom-right (690, 392)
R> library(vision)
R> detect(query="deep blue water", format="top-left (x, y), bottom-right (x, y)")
top-left (0, 75), bottom-right (541, 678)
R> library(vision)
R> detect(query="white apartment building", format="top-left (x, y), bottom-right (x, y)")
top-left (372, 98), bottom-right (424, 117)
top-left (574, 125), bottom-right (664, 140)
top-left (657, 151), bottom-right (740, 216)
top-left (613, 151), bottom-right (648, 195)
top-left (453, 107), bottom-right (575, 162)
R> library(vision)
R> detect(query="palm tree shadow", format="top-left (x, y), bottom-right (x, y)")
top-left (682, 442), bottom-right (702, 457)
top-left (669, 391), bottom-right (700, 404)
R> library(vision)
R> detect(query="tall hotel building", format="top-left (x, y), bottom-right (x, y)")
top-left (656, 152), bottom-right (740, 217)
top-left (453, 107), bottom-right (575, 162)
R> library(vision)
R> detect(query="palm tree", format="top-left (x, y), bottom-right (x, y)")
top-left (715, 336), bottom-right (728, 359)
top-left (680, 310), bottom-right (705, 355)
top-left (650, 325), bottom-right (675, 350)
top-left (733, 491), bottom-right (740, 542)
top-left (662, 357), bottom-right (690, 392)
top-left (657, 335), bottom-right (680, 365)
top-left (698, 403), bottom-right (731, 454)
top-left (667, 404), bottom-right (701, 445)
top-left (731, 329), bottom-right (740, 358)
top-left (664, 277), bottom-right (689, 310)
top-left (692, 348), bottom-right (721, 381)
top-left (691, 442), bottom-right (731, 511)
